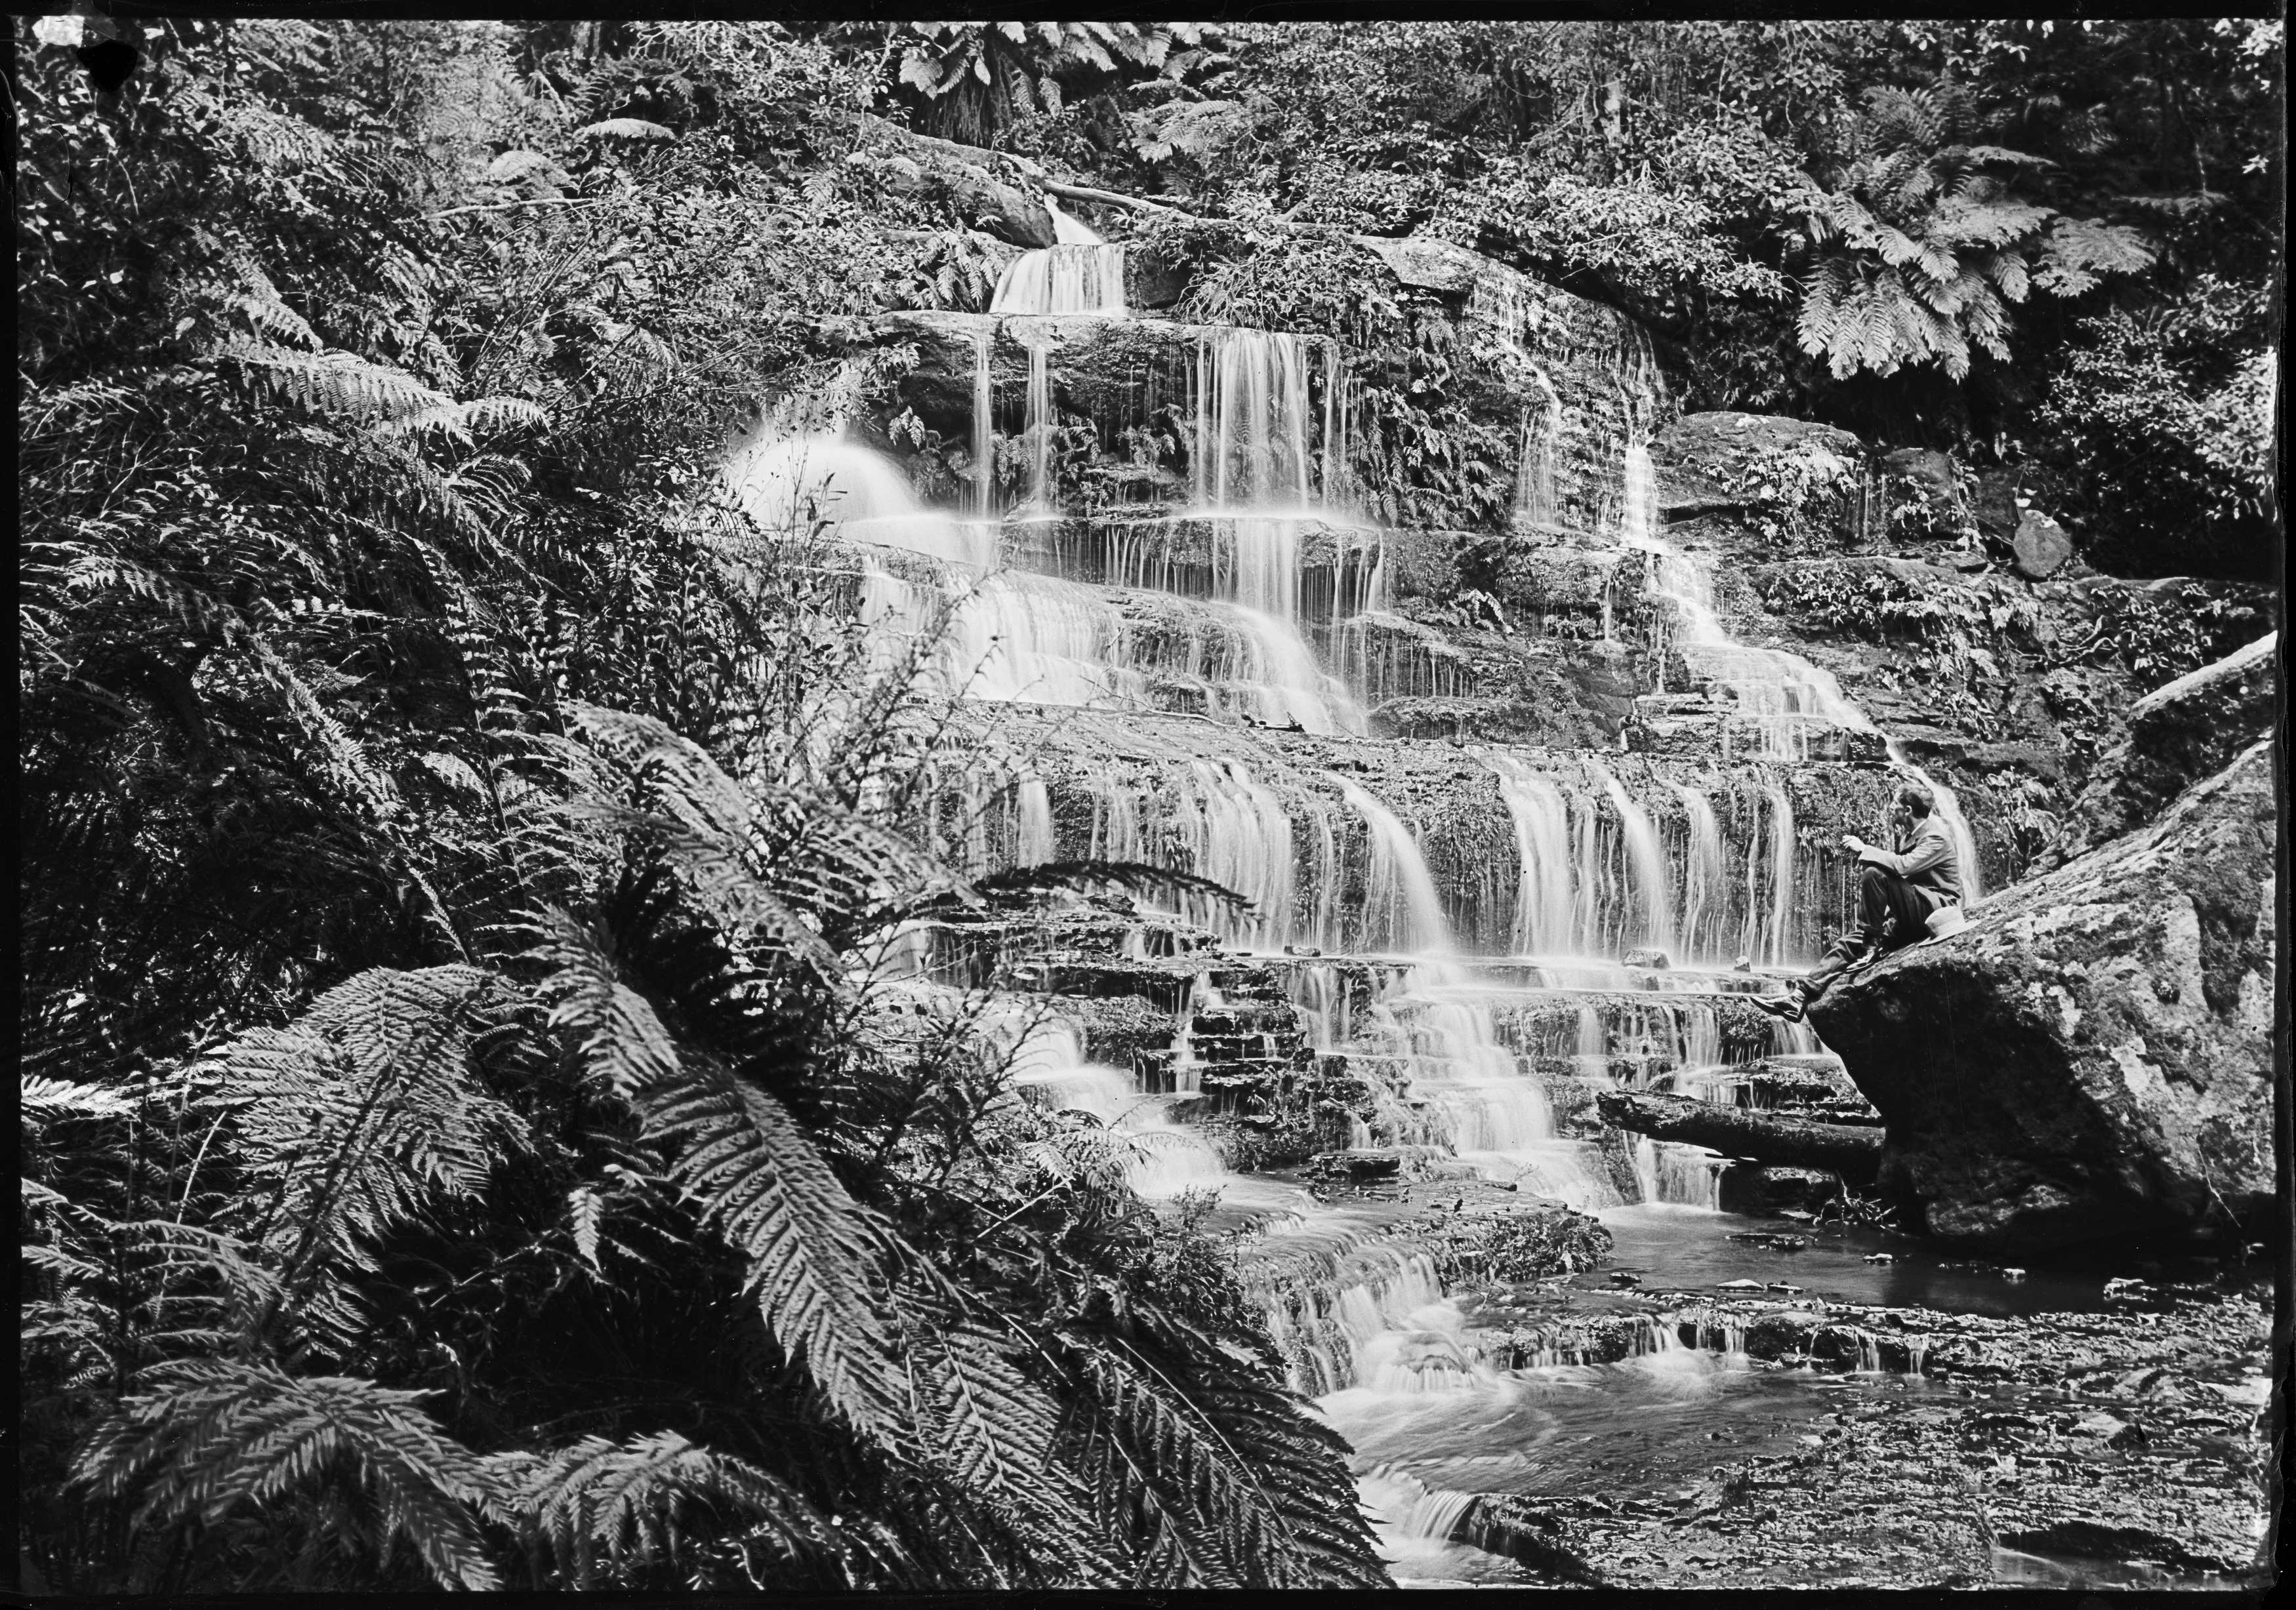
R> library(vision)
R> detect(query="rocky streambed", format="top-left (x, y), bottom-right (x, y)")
top-left (1230, 1175), bottom-right (2276, 1591)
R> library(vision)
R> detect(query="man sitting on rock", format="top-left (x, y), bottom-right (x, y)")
top-left (1755, 782), bottom-right (1962, 1022)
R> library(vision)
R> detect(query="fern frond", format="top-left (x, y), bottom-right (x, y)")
top-left (527, 907), bottom-right (684, 1099)
top-left (72, 1359), bottom-right (505, 1591)
top-left (21, 1074), bottom-right (138, 1120)
top-left (910, 1321), bottom-right (1111, 1579)
top-left (214, 340), bottom-right (453, 426)
top-left (205, 966), bottom-right (514, 1330)
top-left (503, 1430), bottom-right (843, 1588)
top-left (642, 1049), bottom-right (912, 1446)
top-left (1927, 197), bottom-right (2054, 251)
top-left (1982, 251), bottom-right (2031, 303)
top-left (2034, 216), bottom-right (2156, 296)
top-left (1061, 1333), bottom-right (1387, 1588)
top-left (577, 118), bottom-right (676, 141)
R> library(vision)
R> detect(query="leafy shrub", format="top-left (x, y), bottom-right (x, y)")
top-left (2062, 582), bottom-right (2270, 692)
top-left (2034, 285), bottom-right (2279, 579)
top-left (1429, 1205), bottom-right (1614, 1287)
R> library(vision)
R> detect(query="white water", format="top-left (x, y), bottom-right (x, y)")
top-left (728, 432), bottom-right (993, 571)
top-left (1587, 760), bottom-right (1675, 961)
top-left (1621, 443), bottom-right (1982, 901)
top-left (1668, 782), bottom-right (1729, 965)
top-left (1336, 778), bottom-right (1452, 956)
top-left (1487, 754), bottom-right (1580, 958)
top-left (990, 242), bottom-right (1127, 317)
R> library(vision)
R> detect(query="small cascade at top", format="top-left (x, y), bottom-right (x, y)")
top-left (990, 197), bottom-right (1128, 316)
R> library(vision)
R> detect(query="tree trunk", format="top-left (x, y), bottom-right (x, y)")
top-left (1596, 1090), bottom-right (1882, 1181)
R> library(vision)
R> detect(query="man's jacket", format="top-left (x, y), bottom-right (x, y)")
top-left (1858, 815), bottom-right (1962, 902)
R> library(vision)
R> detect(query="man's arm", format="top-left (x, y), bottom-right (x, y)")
top-left (1858, 822), bottom-right (1952, 879)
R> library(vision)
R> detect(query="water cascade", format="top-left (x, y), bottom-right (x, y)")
top-left (989, 243), bottom-right (1127, 317)
top-left (1588, 761), bottom-right (1675, 960)
top-left (1014, 777), bottom-right (1056, 865)
top-left (787, 203), bottom-right (2072, 1586)
top-left (1512, 392), bottom-right (1563, 533)
top-left (1336, 778), bottom-right (1452, 956)
top-left (1621, 443), bottom-right (1981, 899)
top-left (729, 431), bottom-right (993, 571)
top-left (1761, 784), bottom-right (1799, 966)
top-left (1668, 782), bottom-right (1729, 965)
top-left (1023, 336), bottom-right (1054, 512)
top-left (1487, 754), bottom-right (1579, 958)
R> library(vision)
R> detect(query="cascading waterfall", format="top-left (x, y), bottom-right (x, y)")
top-left (1512, 393), bottom-right (1563, 533)
top-left (969, 330), bottom-right (995, 519)
top-left (1002, 1016), bottom-right (1314, 1214)
top-left (946, 572), bottom-right (1141, 706)
top-left (1319, 343), bottom-right (1355, 514)
top-left (1195, 329), bottom-right (1320, 510)
top-left (1176, 759), bottom-right (1298, 952)
top-left (1588, 761), bottom-right (1675, 960)
top-left (1621, 442), bottom-right (1981, 900)
top-left (989, 242), bottom-right (1127, 317)
top-left (1014, 778), bottom-right (1056, 865)
top-left (1668, 782), bottom-right (1728, 965)
top-left (941, 570), bottom-right (1361, 731)
top-left (1485, 753), bottom-right (1578, 958)
top-left (1574, 1004), bottom-right (1610, 1085)
top-left (728, 431), bottom-right (993, 571)
top-left (1336, 778), bottom-right (1452, 956)
top-left (1023, 335), bottom-right (1054, 512)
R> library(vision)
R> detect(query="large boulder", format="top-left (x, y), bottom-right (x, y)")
top-left (2057, 632), bottom-right (2277, 862)
top-left (1808, 740), bottom-right (2276, 1253)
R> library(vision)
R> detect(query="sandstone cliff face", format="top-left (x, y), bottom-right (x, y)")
top-left (1807, 740), bottom-right (2276, 1253)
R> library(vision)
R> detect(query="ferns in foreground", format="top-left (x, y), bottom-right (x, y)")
top-left (22, 713), bottom-right (1389, 1590)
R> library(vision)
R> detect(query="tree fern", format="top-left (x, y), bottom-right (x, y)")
top-left (1057, 1329), bottom-right (1387, 1589)
top-left (1789, 83), bottom-right (2153, 380)
top-left (647, 1053), bottom-right (916, 1443)
top-left (907, 1320), bottom-right (1116, 1581)
top-left (205, 966), bottom-right (515, 1340)
top-left (531, 914), bottom-right (911, 1445)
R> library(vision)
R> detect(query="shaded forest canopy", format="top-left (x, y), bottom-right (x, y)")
top-left (15, 16), bottom-right (2284, 1594)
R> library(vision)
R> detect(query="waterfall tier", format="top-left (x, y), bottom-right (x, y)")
top-left (926, 705), bottom-right (1902, 969)
top-left (824, 306), bottom-right (1659, 534)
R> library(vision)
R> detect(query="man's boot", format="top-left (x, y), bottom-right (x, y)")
top-left (1753, 936), bottom-right (1879, 1022)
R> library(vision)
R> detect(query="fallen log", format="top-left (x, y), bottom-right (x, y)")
top-left (1041, 178), bottom-right (1192, 220)
top-left (801, 107), bottom-right (1057, 248)
top-left (1595, 1091), bottom-right (1881, 1182)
